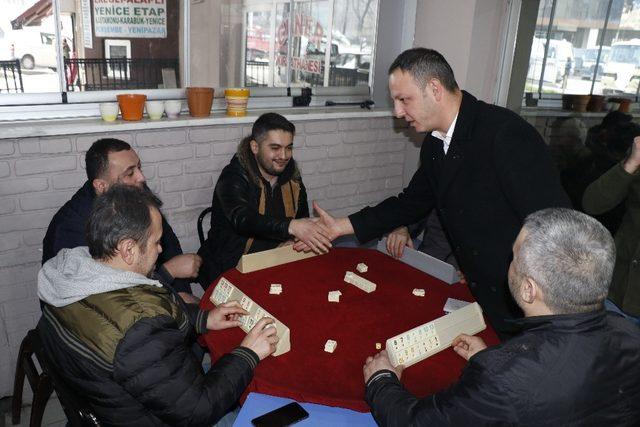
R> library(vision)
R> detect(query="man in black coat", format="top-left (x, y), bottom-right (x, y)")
top-left (197, 113), bottom-right (331, 290)
top-left (362, 208), bottom-right (640, 426)
top-left (42, 138), bottom-right (202, 300)
top-left (308, 48), bottom-right (570, 336)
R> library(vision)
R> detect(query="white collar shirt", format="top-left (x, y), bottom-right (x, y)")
top-left (430, 114), bottom-right (458, 154)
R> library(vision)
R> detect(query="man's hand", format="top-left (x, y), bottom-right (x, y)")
top-left (206, 301), bottom-right (248, 330)
top-left (363, 350), bottom-right (404, 383)
top-left (163, 253), bottom-right (202, 279)
top-left (288, 218), bottom-right (332, 254)
top-left (386, 226), bottom-right (413, 258)
top-left (452, 334), bottom-right (487, 361)
top-left (293, 201), bottom-right (354, 252)
top-left (623, 135), bottom-right (640, 174)
top-left (240, 318), bottom-right (279, 360)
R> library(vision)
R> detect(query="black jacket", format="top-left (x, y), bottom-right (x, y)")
top-left (349, 91), bottom-right (570, 335)
top-left (366, 311), bottom-right (640, 426)
top-left (42, 181), bottom-right (192, 293)
top-left (37, 278), bottom-right (259, 427)
top-left (197, 146), bottom-right (309, 289)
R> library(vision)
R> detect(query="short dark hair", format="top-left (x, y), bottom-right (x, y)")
top-left (388, 47), bottom-right (459, 92)
top-left (251, 113), bottom-right (296, 143)
top-left (85, 138), bottom-right (132, 182)
top-left (607, 121), bottom-right (640, 157)
top-left (86, 185), bottom-right (161, 260)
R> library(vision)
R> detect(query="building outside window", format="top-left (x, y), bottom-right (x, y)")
top-left (524, 0), bottom-right (640, 101)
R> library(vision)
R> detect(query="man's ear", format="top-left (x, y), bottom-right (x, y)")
top-left (117, 239), bottom-right (137, 266)
top-left (250, 139), bottom-right (259, 155)
top-left (92, 178), bottom-right (109, 195)
top-left (429, 79), bottom-right (442, 102)
top-left (520, 277), bottom-right (539, 305)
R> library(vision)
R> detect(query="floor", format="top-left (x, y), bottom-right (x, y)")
top-left (1, 394), bottom-right (67, 427)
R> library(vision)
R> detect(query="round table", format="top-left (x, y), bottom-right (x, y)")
top-left (200, 247), bottom-right (500, 412)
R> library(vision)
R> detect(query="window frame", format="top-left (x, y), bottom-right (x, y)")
top-left (0, 0), bottom-right (379, 122)
top-left (521, 0), bottom-right (640, 106)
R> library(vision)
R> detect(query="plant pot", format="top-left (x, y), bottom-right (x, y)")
top-left (117, 94), bottom-right (147, 121)
top-left (608, 97), bottom-right (632, 113)
top-left (562, 94), bottom-right (590, 112)
top-left (225, 88), bottom-right (250, 116)
top-left (587, 95), bottom-right (605, 112)
top-left (187, 87), bottom-right (214, 117)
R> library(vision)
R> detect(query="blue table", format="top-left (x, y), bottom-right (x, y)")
top-left (233, 392), bottom-right (376, 427)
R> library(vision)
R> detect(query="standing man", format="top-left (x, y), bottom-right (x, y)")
top-left (362, 208), bottom-right (640, 426)
top-left (43, 138), bottom-right (201, 299)
top-left (308, 48), bottom-right (570, 336)
top-left (38, 185), bottom-right (278, 426)
top-left (197, 113), bottom-right (330, 289)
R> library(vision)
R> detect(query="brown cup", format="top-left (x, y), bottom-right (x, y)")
top-left (117, 94), bottom-right (147, 121)
top-left (187, 87), bottom-right (214, 117)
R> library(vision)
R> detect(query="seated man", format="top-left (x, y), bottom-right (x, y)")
top-left (198, 112), bottom-right (330, 289)
top-left (42, 138), bottom-right (201, 298)
top-left (363, 208), bottom-right (640, 426)
top-left (37, 185), bottom-right (279, 426)
top-left (583, 122), bottom-right (640, 324)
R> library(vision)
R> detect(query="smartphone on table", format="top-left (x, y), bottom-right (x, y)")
top-left (251, 402), bottom-right (309, 427)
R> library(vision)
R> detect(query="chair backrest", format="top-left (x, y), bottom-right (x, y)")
top-left (197, 206), bottom-right (213, 245)
top-left (30, 329), bottom-right (102, 427)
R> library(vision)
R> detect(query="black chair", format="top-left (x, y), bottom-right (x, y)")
top-left (197, 206), bottom-right (212, 245)
top-left (12, 329), bottom-right (101, 427)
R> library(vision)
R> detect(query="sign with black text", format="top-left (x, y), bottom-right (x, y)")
top-left (93, 0), bottom-right (167, 38)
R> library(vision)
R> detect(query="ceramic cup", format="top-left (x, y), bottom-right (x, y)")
top-left (164, 100), bottom-right (182, 118)
top-left (99, 103), bottom-right (119, 122)
top-left (145, 100), bottom-right (165, 120)
top-left (224, 88), bottom-right (250, 116)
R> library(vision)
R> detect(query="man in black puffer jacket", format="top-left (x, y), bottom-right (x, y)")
top-left (197, 113), bottom-right (331, 290)
top-left (37, 185), bottom-right (279, 426)
top-left (363, 208), bottom-right (640, 426)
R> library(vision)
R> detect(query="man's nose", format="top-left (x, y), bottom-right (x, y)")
top-left (393, 101), bottom-right (404, 118)
top-left (136, 168), bottom-right (146, 183)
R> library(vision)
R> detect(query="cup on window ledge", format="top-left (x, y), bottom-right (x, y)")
top-left (187, 87), bottom-right (214, 117)
top-left (99, 103), bottom-right (119, 122)
top-left (145, 100), bottom-right (164, 120)
top-left (224, 88), bottom-right (250, 116)
top-left (164, 100), bottom-right (182, 118)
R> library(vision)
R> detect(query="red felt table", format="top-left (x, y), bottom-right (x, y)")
top-left (200, 247), bottom-right (500, 412)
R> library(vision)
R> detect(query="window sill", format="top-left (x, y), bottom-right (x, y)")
top-left (0, 107), bottom-right (393, 140)
top-left (519, 106), bottom-right (638, 118)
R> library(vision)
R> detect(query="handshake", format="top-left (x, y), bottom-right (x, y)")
top-left (287, 201), bottom-right (353, 255)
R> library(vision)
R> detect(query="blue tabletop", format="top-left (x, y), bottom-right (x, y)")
top-left (233, 392), bottom-right (377, 427)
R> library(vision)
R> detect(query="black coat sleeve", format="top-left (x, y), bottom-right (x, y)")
top-left (114, 315), bottom-right (258, 426)
top-left (215, 169), bottom-right (292, 241)
top-left (349, 143), bottom-right (437, 243)
top-left (365, 360), bottom-right (518, 426)
top-left (42, 209), bottom-right (87, 264)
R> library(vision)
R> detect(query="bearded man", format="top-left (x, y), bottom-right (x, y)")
top-left (197, 112), bottom-right (330, 289)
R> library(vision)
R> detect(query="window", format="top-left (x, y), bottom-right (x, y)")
top-left (524, 0), bottom-right (640, 102)
top-left (1, 0), bottom-right (379, 113)
top-left (190, 0), bottom-right (379, 90)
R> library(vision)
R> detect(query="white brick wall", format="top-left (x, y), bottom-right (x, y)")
top-left (0, 116), bottom-right (413, 397)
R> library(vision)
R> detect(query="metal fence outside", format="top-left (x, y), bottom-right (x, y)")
top-left (0, 59), bottom-right (24, 93)
top-left (245, 61), bottom-right (369, 87)
top-left (64, 58), bottom-right (180, 91)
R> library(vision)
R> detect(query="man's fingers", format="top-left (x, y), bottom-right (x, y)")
top-left (406, 239), bottom-right (414, 249)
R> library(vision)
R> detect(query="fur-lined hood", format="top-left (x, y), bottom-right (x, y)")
top-left (235, 136), bottom-right (301, 185)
